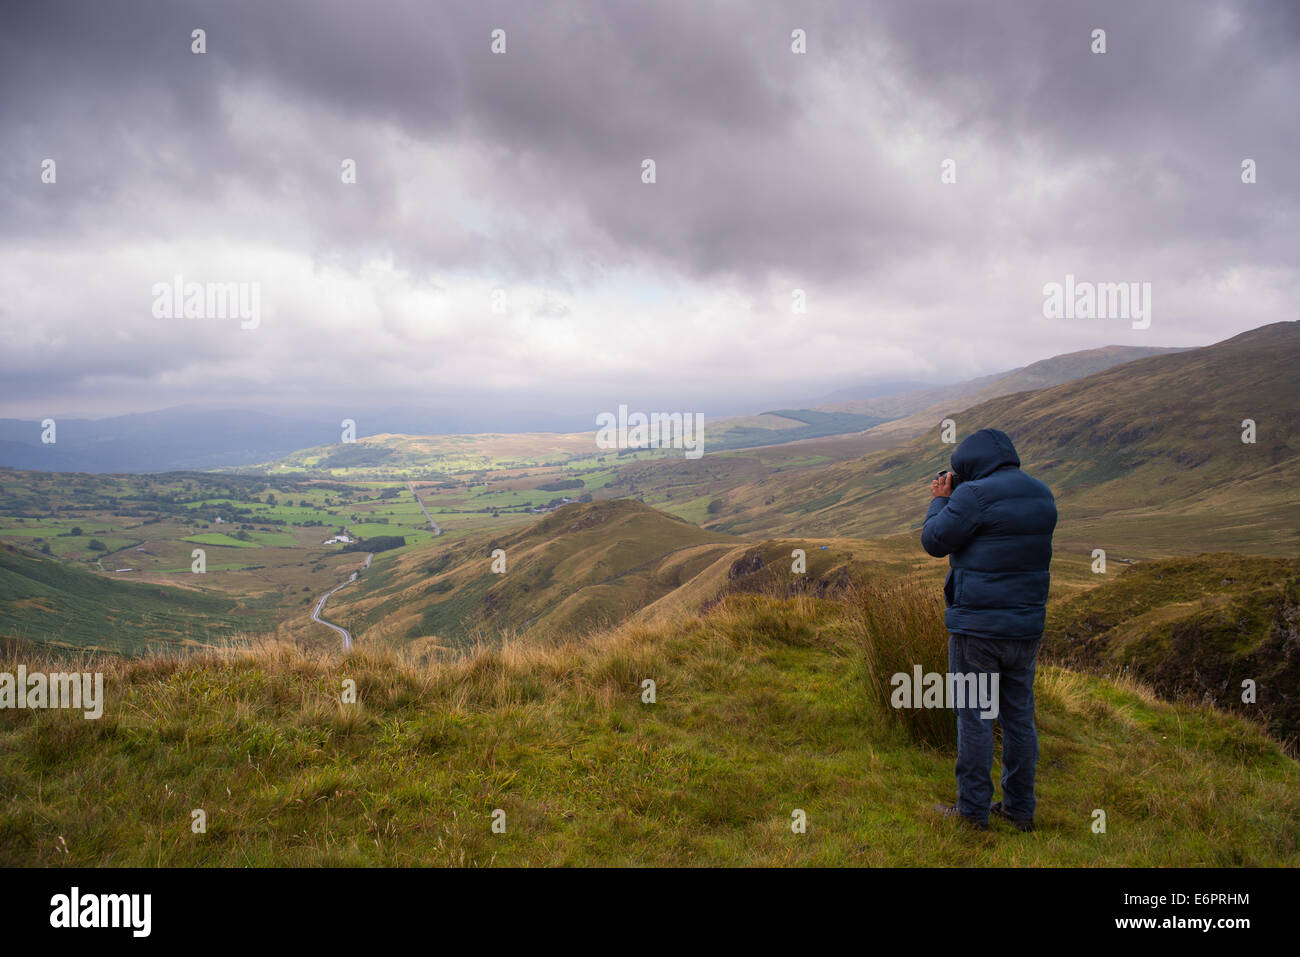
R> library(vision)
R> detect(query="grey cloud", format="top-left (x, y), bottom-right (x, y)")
top-left (0, 0), bottom-right (1296, 418)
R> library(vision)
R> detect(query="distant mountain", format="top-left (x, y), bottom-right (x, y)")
top-left (707, 322), bottom-right (1300, 555)
top-left (0, 407), bottom-right (342, 474)
top-left (682, 345), bottom-right (1185, 456)
top-left (647, 345), bottom-right (1187, 457)
top-left (1, 344), bottom-right (1186, 474)
top-left (814, 378), bottom-right (937, 404)
top-left (817, 344), bottom-right (1186, 425)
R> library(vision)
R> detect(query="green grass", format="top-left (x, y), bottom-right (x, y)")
top-left (662, 494), bottom-right (718, 524)
top-left (183, 533), bottom-right (262, 549)
top-left (246, 530), bottom-right (298, 548)
top-left (0, 542), bottom-right (271, 655)
top-left (1, 590), bottom-right (1294, 866)
top-left (346, 523), bottom-right (431, 540)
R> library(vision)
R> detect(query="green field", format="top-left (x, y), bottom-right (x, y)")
top-left (184, 533), bottom-right (263, 549)
top-left (0, 543), bottom-right (271, 655)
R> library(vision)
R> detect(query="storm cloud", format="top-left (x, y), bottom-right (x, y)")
top-left (1, 0), bottom-right (1295, 425)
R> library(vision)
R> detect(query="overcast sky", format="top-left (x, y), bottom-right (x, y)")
top-left (2, 0), bottom-right (1296, 429)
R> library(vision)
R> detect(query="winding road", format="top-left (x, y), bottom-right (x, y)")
top-left (312, 483), bottom-right (433, 651)
top-left (310, 552), bottom-right (373, 651)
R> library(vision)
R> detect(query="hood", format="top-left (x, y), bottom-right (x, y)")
top-left (951, 428), bottom-right (1020, 481)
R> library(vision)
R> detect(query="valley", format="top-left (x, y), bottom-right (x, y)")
top-left (1, 323), bottom-right (1296, 663)
top-left (0, 321), bottom-right (1297, 868)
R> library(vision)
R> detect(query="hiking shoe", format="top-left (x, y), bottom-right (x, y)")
top-left (990, 801), bottom-right (1034, 832)
top-left (934, 803), bottom-right (988, 831)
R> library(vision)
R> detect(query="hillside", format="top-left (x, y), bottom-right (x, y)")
top-left (568, 344), bottom-right (1190, 532)
top-left (2, 588), bottom-right (1294, 866)
top-left (0, 408), bottom-right (341, 474)
top-left (706, 322), bottom-right (1300, 556)
top-left (262, 430), bottom-right (601, 475)
top-left (818, 344), bottom-right (1185, 424)
top-left (0, 541), bottom-right (270, 655)
top-left (296, 494), bottom-right (947, 654)
top-left (260, 413), bottom-right (895, 480)
top-left (325, 499), bottom-right (751, 648)
top-left (1044, 554), bottom-right (1300, 747)
top-left (247, 344), bottom-right (1179, 481)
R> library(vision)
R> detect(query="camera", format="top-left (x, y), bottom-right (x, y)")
top-left (935, 468), bottom-right (961, 489)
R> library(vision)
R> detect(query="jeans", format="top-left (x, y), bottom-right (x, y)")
top-left (948, 633), bottom-right (1041, 826)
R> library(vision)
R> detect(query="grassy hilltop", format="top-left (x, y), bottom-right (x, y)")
top-left (1, 586), bottom-right (1295, 867)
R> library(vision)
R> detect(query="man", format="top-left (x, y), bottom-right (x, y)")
top-left (922, 428), bottom-right (1057, 831)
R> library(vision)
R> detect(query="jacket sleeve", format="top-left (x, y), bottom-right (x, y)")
top-left (921, 483), bottom-right (982, 557)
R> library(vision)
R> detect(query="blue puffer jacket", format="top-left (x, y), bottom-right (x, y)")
top-left (922, 428), bottom-right (1057, 639)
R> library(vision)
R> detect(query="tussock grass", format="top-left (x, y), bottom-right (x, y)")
top-left (0, 592), bottom-right (1296, 867)
top-left (847, 579), bottom-right (956, 750)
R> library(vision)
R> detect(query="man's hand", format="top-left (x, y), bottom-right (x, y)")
top-left (930, 472), bottom-right (954, 499)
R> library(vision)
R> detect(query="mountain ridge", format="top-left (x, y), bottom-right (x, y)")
top-left (702, 321), bottom-right (1300, 556)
